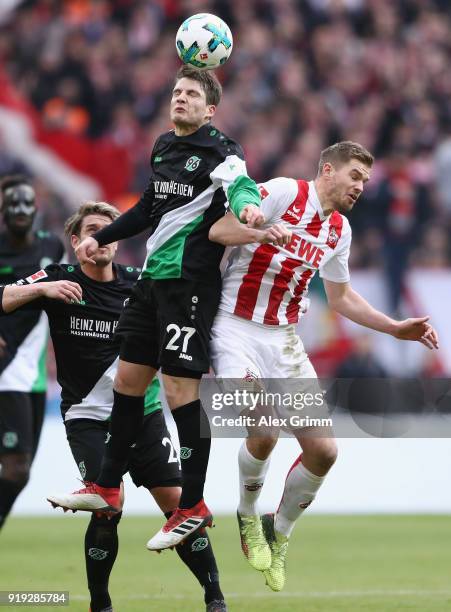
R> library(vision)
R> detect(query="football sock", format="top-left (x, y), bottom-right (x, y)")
top-left (172, 400), bottom-right (211, 509)
top-left (0, 478), bottom-right (25, 530)
top-left (96, 391), bottom-right (144, 488)
top-left (275, 454), bottom-right (325, 537)
top-left (165, 513), bottom-right (224, 605)
top-left (237, 440), bottom-right (271, 516)
top-left (85, 512), bottom-right (121, 612)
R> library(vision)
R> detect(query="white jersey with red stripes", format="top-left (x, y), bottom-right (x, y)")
top-left (219, 177), bottom-right (352, 326)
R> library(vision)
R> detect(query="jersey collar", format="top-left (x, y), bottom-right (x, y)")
top-left (308, 181), bottom-right (328, 220)
top-left (172, 122), bottom-right (213, 142)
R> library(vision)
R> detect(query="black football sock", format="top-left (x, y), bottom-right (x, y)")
top-left (0, 478), bottom-right (26, 530)
top-left (165, 514), bottom-right (224, 604)
top-left (96, 391), bottom-right (144, 488)
top-left (172, 400), bottom-right (211, 509)
top-left (85, 512), bottom-right (121, 612)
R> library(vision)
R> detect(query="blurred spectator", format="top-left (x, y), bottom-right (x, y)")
top-left (435, 123), bottom-right (451, 217)
top-left (411, 224), bottom-right (451, 268)
top-left (336, 334), bottom-right (387, 379)
top-left (371, 146), bottom-right (433, 312)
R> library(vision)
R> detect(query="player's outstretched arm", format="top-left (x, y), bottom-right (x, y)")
top-left (209, 212), bottom-right (291, 246)
top-left (78, 182), bottom-right (155, 263)
top-left (323, 279), bottom-right (439, 350)
top-left (0, 281), bottom-right (82, 314)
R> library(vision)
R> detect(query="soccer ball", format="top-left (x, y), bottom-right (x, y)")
top-left (176, 13), bottom-right (233, 71)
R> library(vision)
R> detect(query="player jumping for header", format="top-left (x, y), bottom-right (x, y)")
top-left (208, 141), bottom-right (439, 591)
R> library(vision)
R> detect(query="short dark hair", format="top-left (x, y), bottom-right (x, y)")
top-left (318, 141), bottom-right (374, 175)
top-left (0, 174), bottom-right (32, 194)
top-left (64, 201), bottom-right (120, 237)
top-left (175, 65), bottom-right (222, 106)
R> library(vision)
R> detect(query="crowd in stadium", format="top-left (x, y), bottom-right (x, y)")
top-left (1, 0), bottom-right (451, 310)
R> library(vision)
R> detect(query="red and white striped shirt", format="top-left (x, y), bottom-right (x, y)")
top-left (219, 178), bottom-right (352, 326)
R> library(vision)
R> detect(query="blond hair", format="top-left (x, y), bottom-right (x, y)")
top-left (64, 201), bottom-right (120, 237)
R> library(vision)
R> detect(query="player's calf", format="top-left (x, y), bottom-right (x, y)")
top-left (0, 454), bottom-right (31, 529)
top-left (271, 451), bottom-right (328, 558)
top-left (86, 512), bottom-right (121, 612)
top-left (173, 524), bottom-right (227, 610)
top-left (236, 440), bottom-right (272, 571)
top-left (171, 399), bottom-right (211, 509)
top-left (237, 439), bottom-right (272, 517)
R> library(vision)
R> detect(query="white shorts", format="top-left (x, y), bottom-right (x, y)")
top-left (210, 311), bottom-right (317, 380)
top-left (210, 312), bottom-right (329, 430)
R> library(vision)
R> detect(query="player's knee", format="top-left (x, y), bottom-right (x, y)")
top-left (114, 361), bottom-right (152, 396)
top-left (248, 436), bottom-right (277, 459)
top-left (163, 385), bottom-right (182, 409)
top-left (90, 511), bottom-right (122, 529)
top-left (150, 485), bottom-right (181, 514)
top-left (1, 457), bottom-right (31, 487)
top-left (316, 439), bottom-right (338, 472)
top-left (302, 438), bottom-right (337, 473)
top-left (114, 373), bottom-right (146, 396)
top-left (163, 377), bottom-right (199, 410)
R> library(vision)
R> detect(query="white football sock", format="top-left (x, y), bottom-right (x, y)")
top-left (275, 457), bottom-right (325, 537)
top-left (237, 440), bottom-right (271, 516)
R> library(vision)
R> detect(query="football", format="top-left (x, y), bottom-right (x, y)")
top-left (176, 13), bottom-right (233, 70)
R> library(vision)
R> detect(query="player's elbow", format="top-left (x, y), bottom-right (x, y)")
top-left (326, 295), bottom-right (346, 314)
top-left (325, 282), bottom-right (353, 314)
top-left (208, 225), bottom-right (228, 245)
top-left (326, 298), bottom-right (339, 313)
top-left (1, 289), bottom-right (14, 314)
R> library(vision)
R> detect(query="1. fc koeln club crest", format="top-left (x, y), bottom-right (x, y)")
top-left (185, 156), bottom-right (201, 171)
top-left (327, 225), bottom-right (339, 248)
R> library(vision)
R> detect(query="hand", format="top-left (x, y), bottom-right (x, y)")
top-left (74, 237), bottom-right (99, 265)
top-left (0, 335), bottom-right (6, 359)
top-left (258, 223), bottom-right (292, 246)
top-left (393, 316), bottom-right (439, 350)
top-left (41, 281), bottom-right (83, 304)
top-left (239, 204), bottom-right (265, 227)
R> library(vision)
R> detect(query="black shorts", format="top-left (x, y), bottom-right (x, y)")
top-left (0, 391), bottom-right (46, 457)
top-left (65, 410), bottom-right (181, 489)
top-left (116, 278), bottom-right (221, 377)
